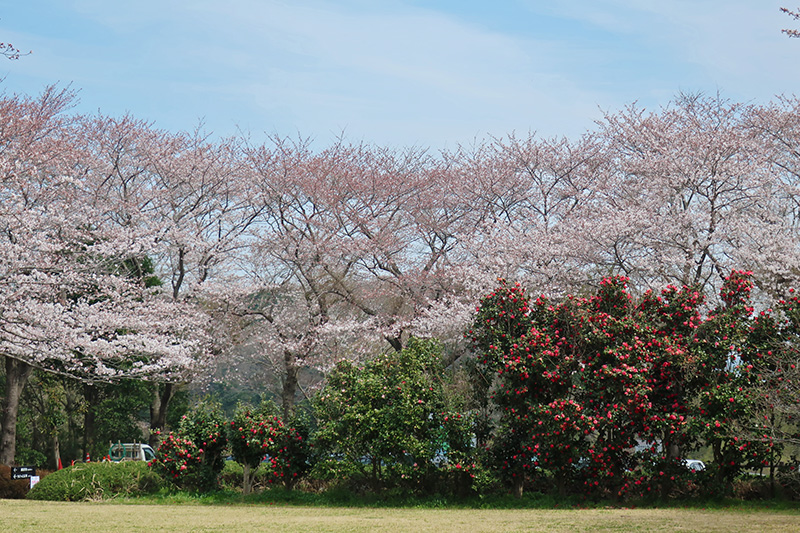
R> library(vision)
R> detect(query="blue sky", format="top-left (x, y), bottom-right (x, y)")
top-left (0, 1), bottom-right (798, 149)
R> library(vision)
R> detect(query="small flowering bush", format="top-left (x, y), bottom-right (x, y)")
top-left (227, 403), bottom-right (311, 493)
top-left (263, 421), bottom-right (311, 490)
top-left (149, 433), bottom-right (206, 491)
top-left (150, 398), bottom-right (227, 492)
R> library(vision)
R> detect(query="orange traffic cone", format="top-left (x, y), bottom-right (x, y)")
top-left (85, 453), bottom-right (91, 463)
top-left (58, 457), bottom-right (63, 470)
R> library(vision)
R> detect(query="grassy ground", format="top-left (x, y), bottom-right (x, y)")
top-left (3, 499), bottom-right (800, 532)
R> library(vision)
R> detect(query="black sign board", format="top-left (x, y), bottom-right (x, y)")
top-left (11, 466), bottom-right (36, 479)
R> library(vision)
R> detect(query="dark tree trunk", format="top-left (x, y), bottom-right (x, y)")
top-left (51, 431), bottom-right (60, 470)
top-left (149, 382), bottom-right (175, 448)
top-left (385, 334), bottom-right (403, 352)
top-left (82, 384), bottom-right (98, 460)
top-left (0, 357), bottom-right (34, 466)
top-left (661, 438), bottom-right (681, 499)
top-left (513, 475), bottom-right (524, 498)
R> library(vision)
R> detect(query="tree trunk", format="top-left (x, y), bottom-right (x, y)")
top-left (149, 383), bottom-right (175, 448)
top-left (0, 357), bottom-right (34, 466)
top-left (282, 350), bottom-right (298, 420)
top-left (82, 384), bottom-right (98, 460)
top-left (243, 462), bottom-right (252, 495)
top-left (661, 439), bottom-right (681, 499)
top-left (769, 411), bottom-right (776, 498)
top-left (385, 334), bottom-right (403, 352)
top-left (371, 456), bottom-right (381, 490)
top-left (512, 475), bottom-right (524, 498)
top-left (52, 431), bottom-right (60, 470)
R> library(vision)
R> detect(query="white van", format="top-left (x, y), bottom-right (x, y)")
top-left (683, 459), bottom-right (706, 472)
top-left (108, 442), bottom-right (157, 462)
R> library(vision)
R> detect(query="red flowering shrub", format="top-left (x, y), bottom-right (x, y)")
top-left (149, 433), bottom-right (206, 490)
top-left (263, 422), bottom-right (311, 490)
top-left (227, 404), bottom-right (311, 493)
top-left (149, 398), bottom-right (227, 492)
top-left (471, 270), bottom-right (785, 500)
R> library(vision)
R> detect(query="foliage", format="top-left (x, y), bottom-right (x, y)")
top-left (150, 398), bottom-right (227, 492)
top-left (177, 398), bottom-right (228, 471)
top-left (26, 461), bottom-right (162, 501)
top-left (227, 403), bottom-right (274, 470)
top-left (226, 401), bottom-right (311, 491)
top-left (313, 338), bottom-right (474, 495)
top-left (470, 272), bottom-right (799, 500)
top-left (88, 380), bottom-right (153, 459)
top-left (149, 433), bottom-right (206, 491)
top-left (264, 414), bottom-right (312, 490)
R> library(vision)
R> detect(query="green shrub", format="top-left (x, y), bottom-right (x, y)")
top-left (26, 461), bottom-right (162, 501)
top-left (778, 470), bottom-right (800, 501)
top-left (15, 447), bottom-right (49, 469)
top-left (313, 338), bottom-right (473, 495)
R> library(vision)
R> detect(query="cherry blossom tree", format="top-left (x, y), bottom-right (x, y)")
top-left (77, 114), bottom-right (264, 443)
top-left (0, 41), bottom-right (28, 60)
top-left (595, 93), bottom-right (777, 298)
top-left (310, 140), bottom-right (466, 350)
top-left (0, 88), bottom-right (214, 465)
top-left (744, 96), bottom-right (800, 294)
top-left (236, 136), bottom-right (385, 417)
top-left (450, 133), bottom-right (602, 298)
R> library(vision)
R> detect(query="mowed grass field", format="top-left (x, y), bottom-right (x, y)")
top-left (3, 499), bottom-right (800, 532)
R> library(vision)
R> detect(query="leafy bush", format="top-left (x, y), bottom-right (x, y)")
top-left (313, 337), bottom-right (474, 495)
top-left (26, 461), bottom-right (162, 501)
top-left (14, 447), bottom-right (48, 470)
top-left (150, 398), bottom-right (227, 492)
top-left (177, 398), bottom-right (228, 469)
top-left (149, 433), bottom-right (206, 490)
top-left (263, 421), bottom-right (312, 490)
top-left (227, 402), bottom-right (312, 493)
top-left (777, 470), bottom-right (800, 501)
top-left (226, 404), bottom-right (273, 494)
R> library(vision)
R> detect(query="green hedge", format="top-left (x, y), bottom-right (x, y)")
top-left (27, 461), bottom-right (162, 501)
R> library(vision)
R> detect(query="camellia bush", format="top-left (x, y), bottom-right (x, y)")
top-left (149, 398), bottom-right (227, 492)
top-left (149, 433), bottom-right (208, 491)
top-left (227, 404), bottom-right (271, 495)
top-left (227, 402), bottom-right (311, 493)
top-left (469, 271), bottom-right (798, 500)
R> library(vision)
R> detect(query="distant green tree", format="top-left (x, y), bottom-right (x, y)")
top-left (313, 338), bottom-right (474, 494)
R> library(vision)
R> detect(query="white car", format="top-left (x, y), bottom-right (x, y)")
top-left (683, 459), bottom-right (705, 472)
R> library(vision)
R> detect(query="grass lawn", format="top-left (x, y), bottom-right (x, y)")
top-left (3, 499), bottom-right (800, 532)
